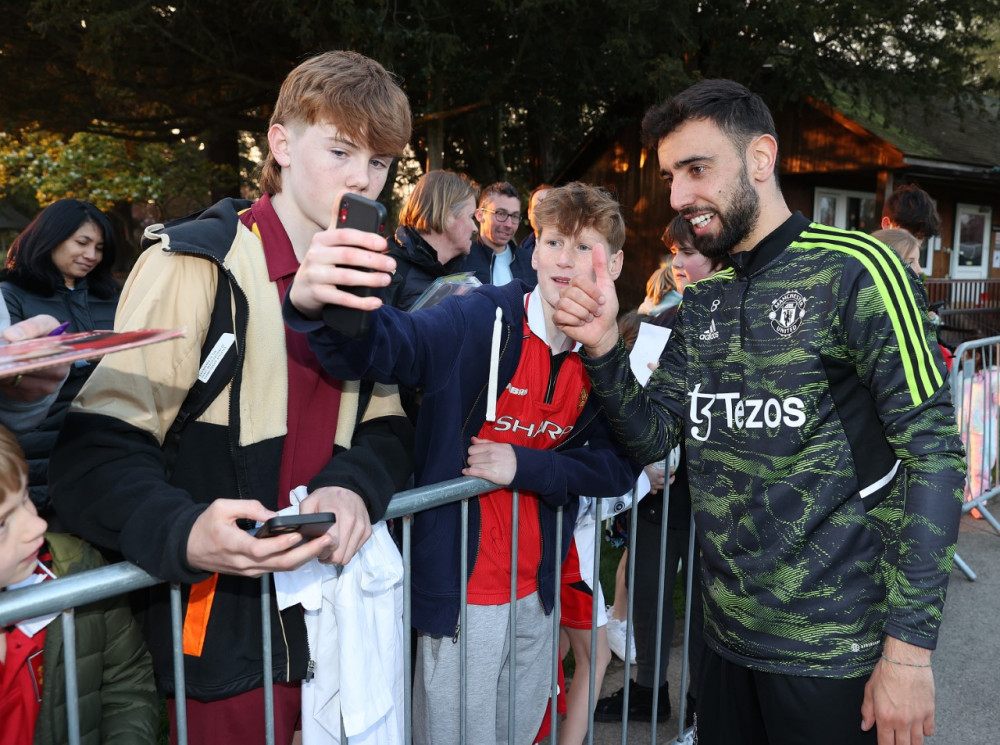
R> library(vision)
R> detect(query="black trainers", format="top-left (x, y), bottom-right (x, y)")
top-left (592, 682), bottom-right (671, 723)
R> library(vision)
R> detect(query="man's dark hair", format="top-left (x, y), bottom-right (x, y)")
top-left (641, 79), bottom-right (778, 155)
top-left (883, 183), bottom-right (940, 238)
top-left (479, 181), bottom-right (519, 207)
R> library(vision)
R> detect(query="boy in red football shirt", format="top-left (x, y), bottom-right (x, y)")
top-left (286, 182), bottom-right (639, 744)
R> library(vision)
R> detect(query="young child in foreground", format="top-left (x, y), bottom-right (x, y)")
top-left (0, 424), bottom-right (158, 744)
top-left (285, 182), bottom-right (640, 744)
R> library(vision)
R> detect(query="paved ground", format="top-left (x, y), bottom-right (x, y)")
top-left (572, 512), bottom-right (1000, 745)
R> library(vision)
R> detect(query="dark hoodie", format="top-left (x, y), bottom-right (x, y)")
top-left (385, 225), bottom-right (467, 310)
top-left (285, 280), bottom-right (640, 636)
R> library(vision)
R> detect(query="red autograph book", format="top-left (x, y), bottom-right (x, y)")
top-left (0, 328), bottom-right (186, 377)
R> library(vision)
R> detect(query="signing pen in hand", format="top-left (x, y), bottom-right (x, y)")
top-left (47, 321), bottom-right (71, 337)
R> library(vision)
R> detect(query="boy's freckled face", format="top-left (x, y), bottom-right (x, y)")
top-left (531, 226), bottom-right (622, 320)
top-left (0, 484), bottom-right (47, 588)
top-left (271, 120), bottom-right (391, 235)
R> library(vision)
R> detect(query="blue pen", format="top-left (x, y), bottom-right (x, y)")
top-left (47, 321), bottom-right (71, 337)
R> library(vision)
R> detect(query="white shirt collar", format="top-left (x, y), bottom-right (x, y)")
top-left (525, 290), bottom-right (580, 352)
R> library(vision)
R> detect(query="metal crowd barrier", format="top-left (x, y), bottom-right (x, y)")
top-left (0, 476), bottom-right (698, 745)
top-left (949, 335), bottom-right (1000, 582)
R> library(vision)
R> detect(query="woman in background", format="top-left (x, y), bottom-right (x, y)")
top-left (386, 170), bottom-right (479, 310)
top-left (0, 199), bottom-right (121, 519)
top-left (871, 227), bottom-right (922, 275)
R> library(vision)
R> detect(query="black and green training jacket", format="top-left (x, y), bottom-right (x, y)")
top-left (584, 212), bottom-right (965, 678)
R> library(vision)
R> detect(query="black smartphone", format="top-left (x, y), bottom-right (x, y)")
top-left (254, 512), bottom-right (337, 540)
top-left (321, 193), bottom-right (389, 339)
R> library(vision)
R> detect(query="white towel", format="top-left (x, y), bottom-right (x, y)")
top-left (272, 487), bottom-right (404, 745)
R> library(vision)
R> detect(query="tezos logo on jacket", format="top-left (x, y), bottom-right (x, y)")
top-left (687, 384), bottom-right (806, 442)
top-left (769, 291), bottom-right (807, 336)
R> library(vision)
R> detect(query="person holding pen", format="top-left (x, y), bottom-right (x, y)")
top-left (0, 199), bottom-right (121, 520)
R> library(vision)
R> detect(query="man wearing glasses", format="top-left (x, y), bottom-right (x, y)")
top-left (463, 181), bottom-right (538, 286)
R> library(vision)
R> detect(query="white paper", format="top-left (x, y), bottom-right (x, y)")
top-left (629, 322), bottom-right (672, 387)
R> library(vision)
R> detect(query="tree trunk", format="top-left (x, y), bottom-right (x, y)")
top-left (205, 128), bottom-right (240, 202)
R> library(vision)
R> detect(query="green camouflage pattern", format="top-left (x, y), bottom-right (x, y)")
top-left (584, 216), bottom-right (965, 677)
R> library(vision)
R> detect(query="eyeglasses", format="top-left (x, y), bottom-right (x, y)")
top-left (480, 207), bottom-right (522, 225)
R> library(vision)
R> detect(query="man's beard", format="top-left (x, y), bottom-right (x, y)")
top-left (691, 167), bottom-right (760, 262)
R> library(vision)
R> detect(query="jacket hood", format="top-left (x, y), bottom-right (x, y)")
top-left (141, 198), bottom-right (253, 261)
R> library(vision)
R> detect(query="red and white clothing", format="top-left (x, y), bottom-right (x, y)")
top-left (0, 553), bottom-right (53, 745)
top-left (467, 293), bottom-right (591, 604)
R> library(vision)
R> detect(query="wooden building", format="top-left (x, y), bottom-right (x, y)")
top-left (558, 94), bottom-right (1000, 323)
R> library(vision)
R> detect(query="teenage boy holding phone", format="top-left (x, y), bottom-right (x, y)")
top-left (49, 51), bottom-right (415, 744)
top-left (284, 182), bottom-right (640, 744)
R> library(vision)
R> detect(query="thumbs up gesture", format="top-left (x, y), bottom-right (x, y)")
top-left (553, 241), bottom-right (622, 356)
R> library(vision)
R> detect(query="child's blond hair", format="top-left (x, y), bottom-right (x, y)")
top-left (532, 182), bottom-right (626, 253)
top-left (0, 425), bottom-right (27, 496)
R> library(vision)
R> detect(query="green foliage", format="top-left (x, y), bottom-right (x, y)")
top-left (0, 127), bottom-right (214, 215)
top-left (1, 0), bottom-right (997, 201)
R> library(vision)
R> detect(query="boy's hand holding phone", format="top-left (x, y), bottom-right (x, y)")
top-left (186, 498), bottom-right (334, 577)
top-left (299, 485), bottom-right (372, 565)
top-left (289, 192), bottom-right (395, 327)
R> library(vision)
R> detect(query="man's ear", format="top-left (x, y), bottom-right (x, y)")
top-left (881, 216), bottom-right (893, 229)
top-left (268, 124), bottom-right (292, 168)
top-left (747, 134), bottom-right (778, 184)
top-left (607, 249), bottom-right (624, 281)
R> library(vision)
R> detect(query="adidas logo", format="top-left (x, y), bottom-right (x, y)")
top-left (699, 319), bottom-right (719, 341)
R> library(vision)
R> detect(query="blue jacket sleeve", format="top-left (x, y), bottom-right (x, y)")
top-left (508, 410), bottom-right (642, 508)
top-left (283, 285), bottom-right (468, 391)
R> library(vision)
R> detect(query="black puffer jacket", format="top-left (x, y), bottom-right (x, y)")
top-left (384, 226), bottom-right (466, 310)
top-left (0, 278), bottom-right (119, 517)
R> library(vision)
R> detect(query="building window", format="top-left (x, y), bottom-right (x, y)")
top-left (955, 204), bottom-right (991, 269)
top-left (813, 189), bottom-right (879, 233)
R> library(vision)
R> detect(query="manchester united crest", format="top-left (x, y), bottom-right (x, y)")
top-left (768, 291), bottom-right (807, 337)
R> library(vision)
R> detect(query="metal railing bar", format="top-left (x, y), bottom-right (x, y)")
top-left (649, 482), bottom-right (670, 741)
top-left (261, 576), bottom-right (275, 745)
top-left (62, 609), bottom-right (81, 745)
top-left (550, 505), bottom-right (563, 744)
top-left (587, 506), bottom-right (601, 745)
top-left (0, 560), bottom-right (158, 627)
top-left (509, 488), bottom-right (520, 742)
top-left (459, 497), bottom-right (469, 744)
top-left (620, 487), bottom-right (639, 744)
top-left (403, 515), bottom-right (412, 745)
top-left (170, 584), bottom-right (188, 745)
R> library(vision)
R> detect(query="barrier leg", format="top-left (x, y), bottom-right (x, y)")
top-left (953, 551), bottom-right (977, 581)
top-left (261, 576), bottom-right (275, 745)
top-left (61, 609), bottom-right (81, 745)
top-left (170, 584), bottom-right (188, 745)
